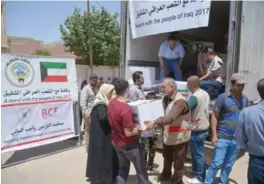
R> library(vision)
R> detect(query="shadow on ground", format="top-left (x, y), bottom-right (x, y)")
top-left (127, 173), bottom-right (160, 184)
top-left (1, 137), bottom-right (81, 168)
top-left (213, 177), bottom-right (238, 184)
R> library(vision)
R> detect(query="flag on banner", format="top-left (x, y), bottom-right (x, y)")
top-left (40, 62), bottom-right (68, 82)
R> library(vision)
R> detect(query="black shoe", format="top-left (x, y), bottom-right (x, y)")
top-left (171, 174), bottom-right (183, 184)
top-left (158, 173), bottom-right (171, 182)
top-left (147, 164), bottom-right (154, 171)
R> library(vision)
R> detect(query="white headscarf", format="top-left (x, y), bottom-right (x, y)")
top-left (93, 83), bottom-right (115, 106)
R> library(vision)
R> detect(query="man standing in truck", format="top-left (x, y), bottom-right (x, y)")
top-left (158, 34), bottom-right (185, 81)
top-left (205, 73), bottom-right (248, 184)
top-left (236, 78), bottom-right (264, 184)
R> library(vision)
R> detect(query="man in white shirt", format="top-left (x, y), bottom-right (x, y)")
top-left (200, 48), bottom-right (224, 99)
top-left (158, 34), bottom-right (185, 81)
top-left (80, 74), bottom-right (99, 151)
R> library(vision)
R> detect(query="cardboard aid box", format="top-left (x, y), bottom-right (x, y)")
top-left (128, 99), bottom-right (164, 130)
top-left (175, 81), bottom-right (191, 98)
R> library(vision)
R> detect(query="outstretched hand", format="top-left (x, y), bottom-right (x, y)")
top-left (143, 120), bottom-right (155, 131)
top-left (155, 117), bottom-right (164, 126)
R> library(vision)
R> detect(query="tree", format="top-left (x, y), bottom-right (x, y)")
top-left (32, 49), bottom-right (52, 56)
top-left (60, 7), bottom-right (120, 67)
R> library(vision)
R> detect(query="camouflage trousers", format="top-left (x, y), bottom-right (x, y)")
top-left (139, 136), bottom-right (157, 166)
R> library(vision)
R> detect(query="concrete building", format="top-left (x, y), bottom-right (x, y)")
top-left (9, 36), bottom-right (46, 55)
top-left (8, 37), bottom-right (75, 58)
top-left (45, 41), bottom-right (75, 57)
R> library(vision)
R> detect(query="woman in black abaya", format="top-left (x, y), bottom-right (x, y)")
top-left (86, 84), bottom-right (118, 184)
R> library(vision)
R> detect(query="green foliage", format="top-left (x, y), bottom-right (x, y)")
top-left (32, 49), bottom-right (52, 56)
top-left (60, 7), bottom-right (120, 66)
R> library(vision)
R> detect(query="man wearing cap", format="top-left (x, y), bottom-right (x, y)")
top-left (205, 73), bottom-right (248, 184)
top-left (158, 34), bottom-right (185, 81)
top-left (80, 74), bottom-right (99, 150)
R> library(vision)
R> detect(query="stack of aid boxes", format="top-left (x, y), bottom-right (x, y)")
top-left (175, 81), bottom-right (190, 99)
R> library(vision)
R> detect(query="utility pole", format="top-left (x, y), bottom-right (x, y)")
top-left (87, 0), bottom-right (93, 73)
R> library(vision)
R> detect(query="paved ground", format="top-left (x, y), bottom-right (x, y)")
top-left (2, 140), bottom-right (249, 184)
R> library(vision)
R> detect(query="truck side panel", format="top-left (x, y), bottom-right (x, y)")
top-left (119, 1), bottom-right (128, 79)
top-left (239, 1), bottom-right (264, 102)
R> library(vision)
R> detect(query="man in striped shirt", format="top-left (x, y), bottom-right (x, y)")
top-left (205, 73), bottom-right (248, 184)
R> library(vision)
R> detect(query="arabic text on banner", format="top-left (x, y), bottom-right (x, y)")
top-left (1, 54), bottom-right (78, 152)
top-left (1, 101), bottom-right (75, 152)
top-left (129, 0), bottom-right (211, 38)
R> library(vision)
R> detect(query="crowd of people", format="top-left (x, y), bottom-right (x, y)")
top-left (79, 72), bottom-right (264, 184)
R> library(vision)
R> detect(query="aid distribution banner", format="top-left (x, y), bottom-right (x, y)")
top-left (1, 54), bottom-right (78, 153)
top-left (129, 0), bottom-right (211, 38)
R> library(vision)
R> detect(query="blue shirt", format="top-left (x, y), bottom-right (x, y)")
top-left (213, 93), bottom-right (248, 139)
top-left (236, 100), bottom-right (264, 156)
top-left (158, 40), bottom-right (185, 59)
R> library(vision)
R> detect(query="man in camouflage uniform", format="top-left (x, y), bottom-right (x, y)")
top-left (139, 92), bottom-right (157, 170)
top-left (139, 133), bottom-right (157, 170)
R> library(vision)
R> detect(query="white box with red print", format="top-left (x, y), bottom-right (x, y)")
top-left (128, 99), bottom-right (164, 130)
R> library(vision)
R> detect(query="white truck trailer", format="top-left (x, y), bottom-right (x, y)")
top-left (119, 1), bottom-right (264, 164)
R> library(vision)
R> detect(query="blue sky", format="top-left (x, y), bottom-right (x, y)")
top-left (5, 1), bottom-right (121, 44)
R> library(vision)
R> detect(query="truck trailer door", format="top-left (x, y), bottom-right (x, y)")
top-left (238, 1), bottom-right (264, 102)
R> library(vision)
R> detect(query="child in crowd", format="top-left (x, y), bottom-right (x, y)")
top-left (139, 92), bottom-right (157, 171)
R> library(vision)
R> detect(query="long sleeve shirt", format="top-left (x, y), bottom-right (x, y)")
top-left (235, 100), bottom-right (264, 156)
top-left (80, 84), bottom-right (98, 114)
top-left (128, 83), bottom-right (159, 102)
top-left (128, 84), bottom-right (145, 102)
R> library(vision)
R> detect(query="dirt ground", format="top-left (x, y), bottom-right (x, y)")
top-left (1, 140), bottom-right (248, 184)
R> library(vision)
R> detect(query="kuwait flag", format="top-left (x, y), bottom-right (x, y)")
top-left (40, 62), bottom-right (68, 82)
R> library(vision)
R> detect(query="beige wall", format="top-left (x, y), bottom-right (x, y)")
top-left (8, 37), bottom-right (75, 58)
top-left (45, 41), bottom-right (75, 57)
top-left (9, 36), bottom-right (46, 55)
top-left (1, 3), bottom-right (9, 53)
top-left (76, 65), bottom-right (119, 87)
